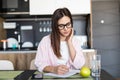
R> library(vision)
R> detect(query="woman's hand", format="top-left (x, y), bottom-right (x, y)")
top-left (66, 28), bottom-right (74, 43)
top-left (66, 28), bottom-right (76, 61)
top-left (53, 65), bottom-right (69, 75)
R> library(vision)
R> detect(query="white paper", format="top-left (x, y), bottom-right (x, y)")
top-left (44, 69), bottom-right (80, 78)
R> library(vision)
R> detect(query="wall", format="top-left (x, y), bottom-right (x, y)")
top-left (3, 15), bottom-right (89, 50)
top-left (92, 0), bottom-right (120, 78)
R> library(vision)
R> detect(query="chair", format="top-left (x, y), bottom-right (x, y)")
top-left (0, 60), bottom-right (14, 70)
top-left (30, 59), bottom-right (37, 70)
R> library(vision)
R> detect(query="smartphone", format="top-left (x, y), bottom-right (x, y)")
top-left (31, 74), bottom-right (43, 79)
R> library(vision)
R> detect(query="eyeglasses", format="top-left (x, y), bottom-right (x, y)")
top-left (58, 22), bottom-right (72, 30)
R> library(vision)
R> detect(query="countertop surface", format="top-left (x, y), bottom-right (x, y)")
top-left (0, 49), bottom-right (95, 53)
top-left (0, 50), bottom-right (37, 53)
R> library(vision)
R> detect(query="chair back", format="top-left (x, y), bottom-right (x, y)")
top-left (0, 60), bottom-right (14, 70)
top-left (30, 59), bottom-right (37, 70)
top-left (83, 49), bottom-right (97, 68)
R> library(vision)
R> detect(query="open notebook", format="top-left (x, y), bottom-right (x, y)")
top-left (44, 69), bottom-right (80, 78)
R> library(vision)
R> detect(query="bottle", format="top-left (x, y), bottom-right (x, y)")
top-left (1, 40), bottom-right (7, 51)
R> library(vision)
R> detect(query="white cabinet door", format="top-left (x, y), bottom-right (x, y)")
top-left (30, 0), bottom-right (91, 15)
top-left (29, 0), bottom-right (55, 15)
top-left (55, 0), bottom-right (91, 15)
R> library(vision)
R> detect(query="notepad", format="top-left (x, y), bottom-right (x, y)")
top-left (44, 69), bottom-right (80, 78)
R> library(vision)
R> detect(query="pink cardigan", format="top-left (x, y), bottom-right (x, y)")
top-left (35, 35), bottom-right (85, 72)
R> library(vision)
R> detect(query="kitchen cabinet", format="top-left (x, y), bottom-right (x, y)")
top-left (0, 51), bottom-right (36, 70)
top-left (29, 0), bottom-right (93, 48)
top-left (29, 0), bottom-right (91, 15)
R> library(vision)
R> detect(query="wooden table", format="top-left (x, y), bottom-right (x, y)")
top-left (0, 69), bottom-right (115, 80)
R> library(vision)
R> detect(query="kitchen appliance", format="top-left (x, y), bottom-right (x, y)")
top-left (0, 0), bottom-right (29, 13)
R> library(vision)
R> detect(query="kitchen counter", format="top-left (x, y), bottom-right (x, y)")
top-left (0, 49), bottom-right (96, 70)
top-left (0, 50), bottom-right (37, 53)
top-left (0, 49), bottom-right (95, 54)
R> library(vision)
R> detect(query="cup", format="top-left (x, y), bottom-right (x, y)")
top-left (12, 43), bottom-right (17, 50)
top-left (91, 54), bottom-right (101, 77)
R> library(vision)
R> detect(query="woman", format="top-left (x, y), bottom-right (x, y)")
top-left (35, 7), bottom-right (85, 75)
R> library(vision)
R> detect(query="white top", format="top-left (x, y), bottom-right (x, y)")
top-left (57, 41), bottom-right (69, 65)
top-left (35, 35), bottom-right (85, 72)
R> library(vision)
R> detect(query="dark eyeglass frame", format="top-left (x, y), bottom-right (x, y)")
top-left (58, 22), bottom-right (72, 30)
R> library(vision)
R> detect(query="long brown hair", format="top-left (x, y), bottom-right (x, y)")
top-left (51, 7), bottom-right (73, 58)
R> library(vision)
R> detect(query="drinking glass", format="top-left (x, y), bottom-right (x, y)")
top-left (91, 54), bottom-right (101, 77)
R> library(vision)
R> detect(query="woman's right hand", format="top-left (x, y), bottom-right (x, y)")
top-left (53, 65), bottom-right (69, 75)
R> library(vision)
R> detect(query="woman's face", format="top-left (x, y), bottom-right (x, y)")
top-left (58, 16), bottom-right (72, 39)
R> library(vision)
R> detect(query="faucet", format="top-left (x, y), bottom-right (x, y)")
top-left (14, 31), bottom-right (21, 50)
top-left (18, 34), bottom-right (21, 50)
